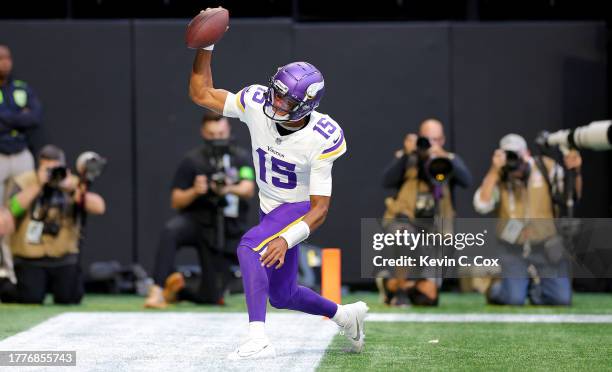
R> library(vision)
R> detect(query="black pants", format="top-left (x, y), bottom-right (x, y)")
top-left (0, 257), bottom-right (83, 305)
top-left (153, 214), bottom-right (237, 304)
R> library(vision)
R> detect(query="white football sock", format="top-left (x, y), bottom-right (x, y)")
top-left (331, 304), bottom-right (349, 327)
top-left (249, 321), bottom-right (266, 339)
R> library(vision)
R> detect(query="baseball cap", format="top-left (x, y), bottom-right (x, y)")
top-left (499, 134), bottom-right (527, 154)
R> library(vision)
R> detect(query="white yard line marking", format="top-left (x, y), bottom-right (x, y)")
top-left (0, 312), bottom-right (338, 372)
top-left (367, 313), bottom-right (612, 323)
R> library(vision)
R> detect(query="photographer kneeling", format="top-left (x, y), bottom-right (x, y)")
top-left (145, 113), bottom-right (255, 308)
top-left (380, 119), bottom-right (472, 306)
top-left (474, 134), bottom-right (581, 306)
top-left (0, 145), bottom-right (105, 304)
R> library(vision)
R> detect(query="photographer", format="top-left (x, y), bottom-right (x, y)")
top-left (379, 119), bottom-right (472, 306)
top-left (473, 134), bottom-right (581, 306)
top-left (0, 145), bottom-right (105, 304)
top-left (145, 112), bottom-right (255, 308)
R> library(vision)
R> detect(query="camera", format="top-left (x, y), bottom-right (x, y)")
top-left (416, 136), bottom-right (432, 153)
top-left (46, 166), bottom-right (67, 188)
top-left (537, 120), bottom-right (612, 151)
top-left (205, 139), bottom-right (232, 190)
top-left (427, 157), bottom-right (453, 184)
top-left (76, 151), bottom-right (107, 184)
top-left (499, 150), bottom-right (528, 182)
top-left (415, 137), bottom-right (454, 184)
top-left (209, 171), bottom-right (227, 189)
top-left (503, 150), bottom-right (522, 172)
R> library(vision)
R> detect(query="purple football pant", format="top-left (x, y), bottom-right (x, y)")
top-left (237, 201), bottom-right (338, 322)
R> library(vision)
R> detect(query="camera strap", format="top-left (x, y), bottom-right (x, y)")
top-left (533, 155), bottom-right (560, 218)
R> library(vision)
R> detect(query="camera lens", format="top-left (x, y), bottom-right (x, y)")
top-left (416, 137), bottom-right (431, 151)
top-left (504, 150), bottom-right (521, 172)
top-left (427, 157), bottom-right (453, 183)
top-left (47, 166), bottom-right (67, 187)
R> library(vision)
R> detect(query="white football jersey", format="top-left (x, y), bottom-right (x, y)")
top-left (223, 84), bottom-right (347, 213)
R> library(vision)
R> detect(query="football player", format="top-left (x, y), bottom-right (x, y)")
top-left (188, 19), bottom-right (368, 360)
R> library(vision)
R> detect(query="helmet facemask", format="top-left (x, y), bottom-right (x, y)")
top-left (263, 78), bottom-right (310, 123)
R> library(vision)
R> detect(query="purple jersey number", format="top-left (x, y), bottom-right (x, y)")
top-left (256, 148), bottom-right (297, 189)
top-left (252, 87), bottom-right (267, 104)
top-left (313, 117), bottom-right (337, 139)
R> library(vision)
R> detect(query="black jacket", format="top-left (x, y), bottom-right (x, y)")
top-left (0, 77), bottom-right (42, 154)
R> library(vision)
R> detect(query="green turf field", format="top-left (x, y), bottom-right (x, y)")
top-left (320, 322), bottom-right (612, 371)
top-left (2, 292), bottom-right (612, 371)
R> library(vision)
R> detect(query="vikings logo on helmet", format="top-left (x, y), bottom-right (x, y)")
top-left (263, 62), bottom-right (325, 122)
top-left (306, 81), bottom-right (325, 99)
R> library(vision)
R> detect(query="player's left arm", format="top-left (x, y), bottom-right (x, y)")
top-left (259, 195), bottom-right (331, 269)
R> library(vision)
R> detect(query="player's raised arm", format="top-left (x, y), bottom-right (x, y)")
top-left (186, 8), bottom-right (231, 113)
top-left (189, 49), bottom-right (229, 113)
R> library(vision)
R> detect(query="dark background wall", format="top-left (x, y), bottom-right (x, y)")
top-left (0, 20), bottom-right (608, 283)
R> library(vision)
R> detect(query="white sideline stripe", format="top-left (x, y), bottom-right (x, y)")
top-left (0, 312), bottom-right (338, 372)
top-left (367, 313), bottom-right (612, 323)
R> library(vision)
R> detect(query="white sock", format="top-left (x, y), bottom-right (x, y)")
top-left (331, 304), bottom-right (349, 327)
top-left (249, 321), bottom-right (266, 339)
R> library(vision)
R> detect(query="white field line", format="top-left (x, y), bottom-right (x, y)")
top-left (0, 312), bottom-right (339, 372)
top-left (366, 313), bottom-right (612, 323)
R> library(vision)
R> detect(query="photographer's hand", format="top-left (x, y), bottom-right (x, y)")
top-left (478, 149), bottom-right (505, 206)
top-left (60, 170), bottom-right (78, 193)
top-left (564, 149), bottom-right (583, 199)
top-left (563, 150), bottom-right (582, 171)
top-left (491, 149), bottom-right (506, 172)
top-left (193, 175), bottom-right (208, 194)
top-left (36, 165), bottom-right (49, 186)
top-left (260, 237), bottom-right (289, 269)
top-left (402, 133), bottom-right (417, 155)
top-left (170, 175), bottom-right (208, 210)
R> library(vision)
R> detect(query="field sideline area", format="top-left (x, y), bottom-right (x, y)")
top-left (2, 293), bottom-right (612, 371)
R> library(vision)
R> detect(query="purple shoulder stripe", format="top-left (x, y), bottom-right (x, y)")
top-left (322, 130), bottom-right (344, 154)
top-left (239, 86), bottom-right (251, 110)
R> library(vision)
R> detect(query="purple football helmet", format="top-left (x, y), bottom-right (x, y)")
top-left (263, 62), bottom-right (325, 122)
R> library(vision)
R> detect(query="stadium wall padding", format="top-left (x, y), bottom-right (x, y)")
top-left (0, 20), bottom-right (607, 283)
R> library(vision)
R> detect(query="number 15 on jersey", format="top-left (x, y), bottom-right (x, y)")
top-left (255, 148), bottom-right (297, 189)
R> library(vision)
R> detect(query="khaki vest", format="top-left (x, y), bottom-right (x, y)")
top-left (8, 171), bottom-right (80, 259)
top-left (496, 156), bottom-right (557, 244)
top-left (384, 165), bottom-right (455, 230)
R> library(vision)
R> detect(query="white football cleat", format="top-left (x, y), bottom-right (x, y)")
top-left (339, 301), bottom-right (369, 352)
top-left (227, 337), bottom-right (277, 360)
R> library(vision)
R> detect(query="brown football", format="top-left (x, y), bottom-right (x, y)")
top-left (185, 8), bottom-right (229, 49)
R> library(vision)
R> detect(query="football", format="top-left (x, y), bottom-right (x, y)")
top-left (185, 7), bottom-right (229, 49)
